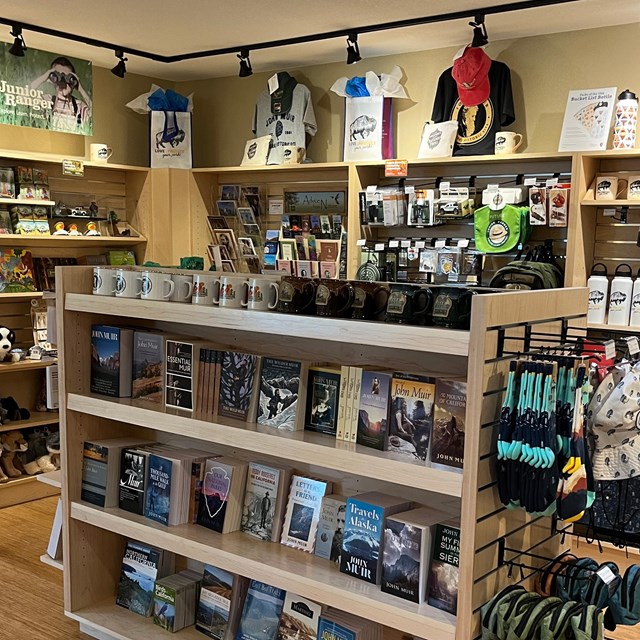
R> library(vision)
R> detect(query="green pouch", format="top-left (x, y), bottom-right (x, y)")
top-left (474, 204), bottom-right (529, 254)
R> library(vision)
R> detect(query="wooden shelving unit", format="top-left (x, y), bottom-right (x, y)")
top-left (57, 266), bottom-right (588, 640)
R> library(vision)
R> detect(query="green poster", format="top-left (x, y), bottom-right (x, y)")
top-left (0, 43), bottom-right (93, 136)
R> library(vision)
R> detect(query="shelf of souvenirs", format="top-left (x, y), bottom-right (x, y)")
top-left (71, 501), bottom-right (458, 640)
top-left (0, 411), bottom-right (59, 434)
top-left (67, 393), bottom-right (464, 497)
top-left (0, 357), bottom-right (57, 373)
top-left (0, 233), bottom-right (146, 248)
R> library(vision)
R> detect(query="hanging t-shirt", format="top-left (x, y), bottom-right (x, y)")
top-left (431, 60), bottom-right (515, 156)
top-left (252, 84), bottom-right (317, 165)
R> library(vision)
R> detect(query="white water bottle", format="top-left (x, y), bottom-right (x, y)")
top-left (608, 264), bottom-right (633, 326)
top-left (630, 270), bottom-right (640, 327)
top-left (587, 263), bottom-right (609, 325)
top-left (613, 89), bottom-right (638, 150)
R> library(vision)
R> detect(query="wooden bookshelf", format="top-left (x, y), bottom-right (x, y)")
top-left (0, 411), bottom-right (59, 433)
top-left (0, 357), bottom-right (57, 373)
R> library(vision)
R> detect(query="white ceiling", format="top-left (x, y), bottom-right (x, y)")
top-left (0, 0), bottom-right (638, 80)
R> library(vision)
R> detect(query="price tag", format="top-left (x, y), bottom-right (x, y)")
top-left (388, 240), bottom-right (400, 248)
top-left (603, 208), bottom-right (617, 217)
top-left (366, 185), bottom-right (378, 194)
top-left (448, 273), bottom-right (460, 282)
top-left (400, 240), bottom-right (411, 248)
top-left (605, 339), bottom-right (616, 360)
top-left (596, 565), bottom-right (616, 585)
top-left (62, 159), bottom-right (84, 176)
top-left (435, 239), bottom-right (447, 248)
top-left (374, 243), bottom-right (385, 251)
top-left (546, 177), bottom-right (559, 187)
top-left (439, 181), bottom-right (451, 192)
top-left (268, 73), bottom-right (279, 94)
top-left (415, 241), bottom-right (426, 249)
top-left (356, 239), bottom-right (367, 246)
top-left (626, 336), bottom-right (640, 355)
top-left (405, 185), bottom-right (415, 195)
top-left (268, 198), bottom-right (284, 216)
top-left (487, 183), bottom-right (501, 190)
top-left (457, 238), bottom-right (470, 248)
top-left (384, 159), bottom-right (408, 177)
top-left (524, 177), bottom-right (538, 186)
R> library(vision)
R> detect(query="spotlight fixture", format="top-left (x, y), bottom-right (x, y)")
top-left (8, 25), bottom-right (26, 57)
top-left (469, 14), bottom-right (489, 48)
top-left (111, 49), bottom-right (127, 78)
top-left (346, 33), bottom-right (361, 65)
top-left (238, 49), bottom-right (253, 77)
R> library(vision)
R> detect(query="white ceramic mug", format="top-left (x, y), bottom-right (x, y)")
top-left (595, 176), bottom-right (628, 201)
top-left (90, 143), bottom-right (113, 163)
top-left (242, 277), bottom-right (279, 311)
top-left (214, 275), bottom-right (249, 309)
top-left (627, 175), bottom-right (640, 200)
top-left (93, 267), bottom-right (116, 296)
top-left (192, 274), bottom-right (219, 305)
top-left (170, 273), bottom-right (193, 303)
top-left (114, 268), bottom-right (141, 299)
top-left (139, 270), bottom-right (174, 301)
top-left (495, 132), bottom-right (523, 155)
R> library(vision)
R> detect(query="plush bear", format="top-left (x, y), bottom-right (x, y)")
top-left (0, 396), bottom-right (30, 422)
top-left (0, 326), bottom-right (15, 362)
top-left (0, 430), bottom-right (27, 477)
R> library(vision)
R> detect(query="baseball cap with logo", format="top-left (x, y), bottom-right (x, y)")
top-left (451, 46), bottom-right (492, 107)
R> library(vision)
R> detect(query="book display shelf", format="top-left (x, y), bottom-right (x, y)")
top-left (57, 265), bottom-right (588, 640)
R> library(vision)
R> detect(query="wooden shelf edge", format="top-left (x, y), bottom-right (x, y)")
top-left (0, 474), bottom-right (58, 508)
top-left (0, 412), bottom-right (59, 433)
top-left (67, 393), bottom-right (463, 497)
top-left (0, 357), bottom-right (57, 373)
top-left (582, 199), bottom-right (640, 206)
top-left (0, 291), bottom-right (43, 300)
top-left (40, 553), bottom-right (63, 571)
top-left (0, 234), bottom-right (146, 246)
top-left (70, 502), bottom-right (457, 640)
top-left (587, 323), bottom-right (640, 332)
top-left (37, 469), bottom-right (62, 488)
top-left (0, 198), bottom-right (55, 205)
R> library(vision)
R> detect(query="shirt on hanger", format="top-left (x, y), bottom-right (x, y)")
top-left (252, 84), bottom-right (317, 165)
top-left (431, 60), bottom-right (515, 156)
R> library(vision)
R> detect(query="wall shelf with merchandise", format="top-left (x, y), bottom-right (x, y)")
top-left (57, 265), bottom-right (588, 640)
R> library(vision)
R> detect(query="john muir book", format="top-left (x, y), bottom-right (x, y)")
top-left (90, 324), bottom-right (133, 397)
top-left (257, 358), bottom-right (306, 431)
top-left (132, 331), bottom-right (164, 403)
top-left (304, 366), bottom-right (341, 436)
top-left (166, 339), bottom-right (203, 412)
top-left (236, 579), bottom-right (286, 640)
top-left (118, 447), bottom-right (149, 515)
top-left (314, 495), bottom-right (347, 563)
top-left (356, 371), bottom-right (392, 451)
top-left (218, 351), bottom-right (259, 421)
top-left (340, 492), bottom-right (411, 585)
top-left (430, 380), bottom-right (467, 470)
top-left (427, 519), bottom-right (461, 614)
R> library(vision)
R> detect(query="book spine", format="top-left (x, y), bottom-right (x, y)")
top-left (203, 349), bottom-right (212, 416)
top-left (335, 366), bottom-right (349, 441)
top-left (350, 368), bottom-right (362, 443)
top-left (196, 348), bottom-right (206, 413)
top-left (342, 367), bottom-right (355, 442)
top-left (212, 350), bottom-right (222, 418)
top-left (359, 191), bottom-right (367, 225)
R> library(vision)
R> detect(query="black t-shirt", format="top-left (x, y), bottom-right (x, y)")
top-left (431, 60), bottom-right (515, 156)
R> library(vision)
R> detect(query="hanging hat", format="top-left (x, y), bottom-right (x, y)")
top-left (588, 363), bottom-right (640, 481)
top-left (451, 47), bottom-right (492, 107)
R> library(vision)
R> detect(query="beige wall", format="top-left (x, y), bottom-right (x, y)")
top-left (0, 66), bottom-right (171, 166)
top-left (180, 22), bottom-right (640, 167)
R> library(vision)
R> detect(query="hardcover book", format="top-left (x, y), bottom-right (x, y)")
top-left (144, 454), bottom-right (173, 526)
top-left (90, 325), bottom-right (133, 397)
top-left (388, 373), bottom-right (436, 462)
top-left (116, 541), bottom-right (164, 617)
top-left (304, 367), bottom-right (341, 436)
top-left (277, 593), bottom-right (323, 640)
top-left (133, 331), bottom-right (164, 403)
top-left (218, 352), bottom-right (259, 422)
top-left (427, 520), bottom-right (461, 614)
top-left (340, 492), bottom-right (412, 585)
top-left (236, 579), bottom-right (286, 640)
top-left (314, 495), bottom-right (346, 562)
top-left (430, 380), bottom-right (467, 470)
top-left (197, 564), bottom-right (246, 640)
top-left (381, 508), bottom-right (444, 603)
top-left (118, 448), bottom-right (149, 515)
top-left (280, 475), bottom-right (332, 552)
top-left (257, 358), bottom-right (306, 431)
top-left (356, 371), bottom-right (392, 451)
top-left (166, 339), bottom-right (201, 412)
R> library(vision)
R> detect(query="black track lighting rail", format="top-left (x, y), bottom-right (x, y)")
top-left (1, 0), bottom-right (579, 65)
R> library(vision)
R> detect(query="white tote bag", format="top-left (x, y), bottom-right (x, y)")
top-left (343, 96), bottom-right (384, 162)
top-left (417, 120), bottom-right (458, 158)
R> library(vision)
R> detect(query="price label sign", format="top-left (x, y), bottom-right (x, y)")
top-left (604, 339), bottom-right (616, 360)
top-left (384, 159), bottom-right (408, 177)
top-left (388, 240), bottom-right (400, 248)
top-left (524, 177), bottom-right (538, 186)
top-left (625, 336), bottom-right (640, 356)
top-left (62, 159), bottom-right (84, 177)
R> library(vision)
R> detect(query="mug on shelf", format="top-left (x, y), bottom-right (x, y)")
top-left (277, 276), bottom-right (318, 315)
top-left (385, 284), bottom-right (432, 325)
top-left (93, 266), bottom-right (116, 296)
top-left (140, 270), bottom-right (175, 301)
top-left (89, 143), bottom-right (113, 163)
top-left (214, 275), bottom-right (249, 309)
top-left (495, 132), bottom-right (523, 155)
top-left (170, 273), bottom-right (193, 303)
top-left (242, 277), bottom-right (279, 311)
top-left (595, 175), bottom-right (628, 200)
top-left (114, 268), bottom-right (141, 299)
top-left (192, 273), bottom-right (219, 305)
top-left (315, 279), bottom-right (355, 318)
top-left (627, 175), bottom-right (640, 200)
top-left (430, 286), bottom-right (476, 329)
top-left (350, 281), bottom-right (390, 321)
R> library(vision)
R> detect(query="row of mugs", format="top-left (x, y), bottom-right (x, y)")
top-left (93, 267), bottom-right (279, 311)
top-left (595, 174), bottom-right (640, 200)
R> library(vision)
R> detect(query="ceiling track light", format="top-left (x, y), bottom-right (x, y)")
top-left (238, 49), bottom-right (253, 77)
top-left (469, 14), bottom-right (489, 47)
top-left (346, 33), bottom-right (361, 65)
top-left (111, 49), bottom-right (127, 78)
top-left (8, 24), bottom-right (26, 57)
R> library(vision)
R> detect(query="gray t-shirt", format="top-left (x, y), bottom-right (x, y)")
top-left (252, 84), bottom-right (317, 165)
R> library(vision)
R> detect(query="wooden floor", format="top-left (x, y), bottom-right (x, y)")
top-left (1, 497), bottom-right (84, 639)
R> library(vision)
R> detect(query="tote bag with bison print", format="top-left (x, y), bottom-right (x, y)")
top-left (343, 96), bottom-right (393, 161)
top-left (150, 110), bottom-right (192, 169)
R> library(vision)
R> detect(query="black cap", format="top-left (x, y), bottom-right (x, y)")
top-left (618, 89), bottom-right (637, 100)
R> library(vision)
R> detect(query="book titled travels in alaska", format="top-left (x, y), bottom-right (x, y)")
top-left (430, 380), bottom-right (467, 470)
top-left (339, 492), bottom-right (411, 585)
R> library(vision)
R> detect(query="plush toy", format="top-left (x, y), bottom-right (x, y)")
top-left (0, 430), bottom-right (27, 477)
top-left (46, 431), bottom-right (60, 469)
top-left (0, 450), bottom-right (8, 483)
top-left (0, 326), bottom-right (15, 362)
top-left (18, 431), bottom-right (56, 474)
top-left (0, 396), bottom-right (30, 422)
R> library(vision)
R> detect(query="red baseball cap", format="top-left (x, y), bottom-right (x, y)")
top-left (451, 47), bottom-right (491, 107)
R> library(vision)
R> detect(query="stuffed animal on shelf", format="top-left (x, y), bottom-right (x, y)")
top-left (46, 430), bottom-right (60, 469)
top-left (0, 449), bottom-right (8, 483)
top-left (0, 430), bottom-right (27, 477)
top-left (18, 430), bottom-right (56, 474)
top-left (0, 326), bottom-right (15, 362)
top-left (0, 397), bottom-right (30, 422)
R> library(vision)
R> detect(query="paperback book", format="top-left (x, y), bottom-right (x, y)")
top-left (427, 520), bottom-right (461, 614)
top-left (317, 609), bottom-right (381, 640)
top-left (356, 371), bottom-right (392, 451)
top-left (218, 352), bottom-right (259, 421)
top-left (90, 325), bottom-right (133, 397)
top-left (388, 373), bottom-right (435, 462)
top-left (304, 367), bottom-right (341, 436)
top-left (118, 447), bottom-right (149, 515)
top-left (277, 593), bottom-right (323, 640)
top-left (430, 380), bottom-right (467, 470)
top-left (314, 495), bottom-right (346, 563)
top-left (153, 570), bottom-right (201, 632)
top-left (132, 331), bottom-right (164, 403)
top-left (144, 454), bottom-right (174, 526)
top-left (257, 358), bottom-right (306, 431)
top-left (236, 579), bottom-right (286, 640)
top-left (166, 339), bottom-right (202, 412)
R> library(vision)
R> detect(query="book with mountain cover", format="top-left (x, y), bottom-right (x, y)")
top-left (132, 331), bottom-right (164, 403)
top-left (241, 462), bottom-right (290, 542)
top-left (90, 324), bottom-right (133, 397)
top-left (356, 371), bottom-right (392, 451)
top-left (304, 366), bottom-right (341, 436)
top-left (340, 492), bottom-right (412, 585)
top-left (236, 579), bottom-right (286, 640)
top-left (257, 357), bottom-right (306, 431)
top-left (388, 373), bottom-right (435, 461)
top-left (427, 519), bottom-right (460, 614)
top-left (281, 475), bottom-right (332, 552)
top-left (218, 351), bottom-right (259, 421)
top-left (144, 454), bottom-right (175, 526)
top-left (381, 507), bottom-right (445, 603)
top-left (430, 380), bottom-right (467, 470)
top-left (277, 593), bottom-right (323, 640)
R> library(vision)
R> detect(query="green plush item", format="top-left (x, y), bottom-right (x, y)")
top-left (180, 256), bottom-right (204, 270)
top-left (474, 204), bottom-right (531, 254)
top-left (143, 261), bottom-right (162, 267)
